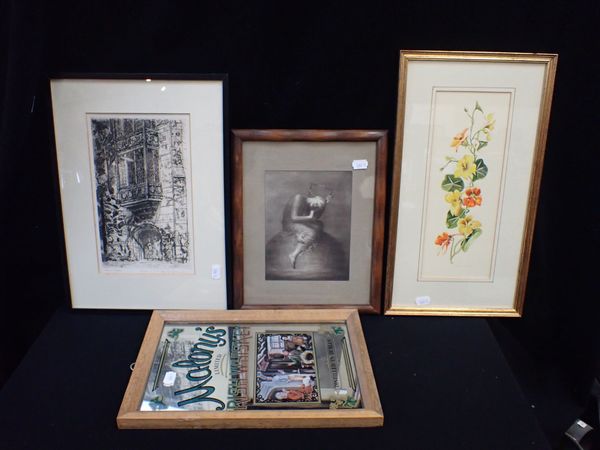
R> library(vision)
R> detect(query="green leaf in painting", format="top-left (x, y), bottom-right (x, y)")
top-left (446, 209), bottom-right (467, 229)
top-left (475, 101), bottom-right (483, 113)
top-left (472, 159), bottom-right (488, 181)
top-left (446, 211), bottom-right (459, 228)
top-left (461, 228), bottom-right (482, 252)
top-left (441, 175), bottom-right (465, 192)
top-left (477, 140), bottom-right (488, 151)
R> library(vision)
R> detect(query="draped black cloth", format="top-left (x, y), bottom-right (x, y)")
top-left (0, 1), bottom-right (598, 447)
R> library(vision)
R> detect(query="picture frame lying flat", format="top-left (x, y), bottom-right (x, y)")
top-left (386, 50), bottom-right (558, 316)
top-left (232, 130), bottom-right (388, 313)
top-left (117, 309), bottom-right (383, 429)
top-left (50, 75), bottom-right (228, 309)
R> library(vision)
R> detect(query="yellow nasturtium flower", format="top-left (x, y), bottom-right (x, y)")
top-left (454, 154), bottom-right (477, 179)
top-left (458, 215), bottom-right (481, 237)
top-left (484, 113), bottom-right (495, 131)
top-left (444, 190), bottom-right (463, 216)
top-left (483, 113), bottom-right (495, 141)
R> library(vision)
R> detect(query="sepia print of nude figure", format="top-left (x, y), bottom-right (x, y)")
top-left (283, 184), bottom-right (333, 268)
top-left (265, 171), bottom-right (351, 281)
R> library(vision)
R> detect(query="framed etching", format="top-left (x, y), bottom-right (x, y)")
top-left (385, 51), bottom-right (558, 316)
top-left (117, 309), bottom-right (383, 428)
top-left (51, 75), bottom-right (228, 309)
top-left (232, 130), bottom-right (387, 313)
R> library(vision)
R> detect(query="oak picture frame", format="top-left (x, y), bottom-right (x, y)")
top-left (385, 51), bottom-right (558, 316)
top-left (117, 309), bottom-right (383, 429)
top-left (232, 130), bottom-right (387, 314)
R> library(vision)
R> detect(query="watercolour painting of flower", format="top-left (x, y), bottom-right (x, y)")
top-left (435, 102), bottom-right (494, 262)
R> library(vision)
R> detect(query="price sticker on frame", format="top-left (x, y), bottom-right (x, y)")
top-left (352, 159), bottom-right (368, 170)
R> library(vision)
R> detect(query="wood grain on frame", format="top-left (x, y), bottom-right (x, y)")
top-left (232, 130), bottom-right (387, 314)
top-left (117, 309), bottom-right (384, 429)
top-left (385, 50), bottom-right (558, 316)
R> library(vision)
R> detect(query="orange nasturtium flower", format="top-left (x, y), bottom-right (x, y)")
top-left (434, 232), bottom-right (452, 254)
top-left (450, 128), bottom-right (469, 150)
top-left (462, 187), bottom-right (483, 208)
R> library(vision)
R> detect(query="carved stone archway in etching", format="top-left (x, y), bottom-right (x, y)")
top-left (130, 223), bottom-right (163, 261)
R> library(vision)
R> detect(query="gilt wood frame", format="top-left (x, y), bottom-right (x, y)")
top-left (385, 51), bottom-right (558, 316)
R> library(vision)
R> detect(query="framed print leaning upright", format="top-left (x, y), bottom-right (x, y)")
top-left (51, 75), bottom-right (228, 309)
top-left (232, 130), bottom-right (387, 313)
top-left (385, 51), bottom-right (557, 316)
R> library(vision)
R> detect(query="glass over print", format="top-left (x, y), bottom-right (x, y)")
top-left (89, 114), bottom-right (193, 273)
top-left (51, 77), bottom-right (227, 309)
top-left (232, 130), bottom-right (388, 313)
top-left (385, 51), bottom-right (557, 316)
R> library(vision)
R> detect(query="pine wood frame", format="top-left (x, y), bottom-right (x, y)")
top-left (232, 129), bottom-right (388, 314)
top-left (385, 50), bottom-right (558, 316)
top-left (117, 309), bottom-right (383, 429)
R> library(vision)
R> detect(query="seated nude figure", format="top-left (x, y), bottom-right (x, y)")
top-left (281, 184), bottom-right (333, 269)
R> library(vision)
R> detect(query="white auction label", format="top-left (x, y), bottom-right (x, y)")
top-left (352, 159), bottom-right (368, 170)
top-left (211, 264), bottom-right (221, 280)
top-left (163, 371), bottom-right (177, 387)
top-left (415, 296), bottom-right (431, 306)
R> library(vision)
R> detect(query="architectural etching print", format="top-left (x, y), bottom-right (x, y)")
top-left (88, 114), bottom-right (194, 273)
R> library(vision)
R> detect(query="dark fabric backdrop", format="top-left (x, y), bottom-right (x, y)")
top-left (1, 0), bottom-right (598, 439)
